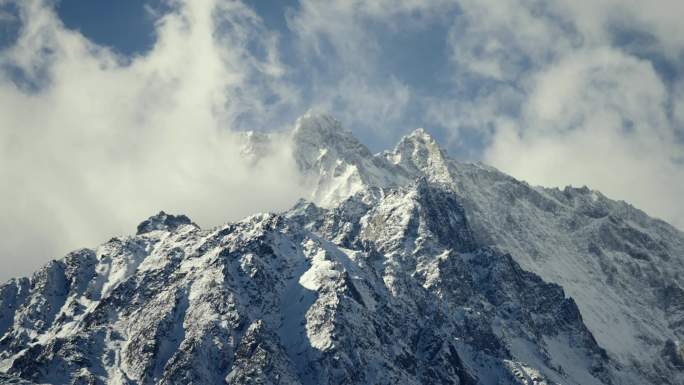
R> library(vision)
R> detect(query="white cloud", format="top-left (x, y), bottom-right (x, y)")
top-left (309, 75), bottom-right (411, 141)
top-left (555, 0), bottom-right (684, 57)
top-left (0, 0), bottom-right (305, 280)
top-left (446, 0), bottom-right (576, 82)
top-left (439, 0), bottom-right (684, 229)
top-left (485, 48), bottom-right (684, 228)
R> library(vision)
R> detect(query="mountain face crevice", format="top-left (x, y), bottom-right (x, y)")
top-left (1, 113), bottom-right (684, 384)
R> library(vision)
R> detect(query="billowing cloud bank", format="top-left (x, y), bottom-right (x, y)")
top-left (449, 0), bottom-right (684, 233)
top-left (1, 0), bottom-right (683, 280)
top-left (0, 0), bottom-right (305, 280)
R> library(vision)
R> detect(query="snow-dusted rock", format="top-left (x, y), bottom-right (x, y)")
top-left (291, 112), bottom-right (411, 207)
top-left (1, 113), bottom-right (683, 384)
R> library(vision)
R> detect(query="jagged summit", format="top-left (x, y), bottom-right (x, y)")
top-left (136, 211), bottom-right (195, 235)
top-left (290, 112), bottom-right (411, 207)
top-left (385, 127), bottom-right (452, 184)
top-left (288, 112), bottom-right (460, 207)
top-left (291, 112), bottom-right (373, 169)
top-left (292, 112), bottom-right (354, 140)
top-left (1, 113), bottom-right (684, 385)
top-left (401, 127), bottom-right (438, 144)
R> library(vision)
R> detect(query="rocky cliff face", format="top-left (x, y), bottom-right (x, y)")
top-left (1, 113), bottom-right (683, 385)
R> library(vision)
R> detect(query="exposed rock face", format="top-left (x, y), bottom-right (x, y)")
top-left (1, 113), bottom-right (683, 385)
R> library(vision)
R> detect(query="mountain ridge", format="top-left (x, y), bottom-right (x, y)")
top-left (1, 113), bottom-right (683, 384)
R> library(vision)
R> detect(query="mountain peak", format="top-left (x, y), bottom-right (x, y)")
top-left (136, 211), bottom-right (195, 235)
top-left (386, 127), bottom-right (452, 184)
top-left (291, 112), bottom-right (371, 162)
top-left (396, 127), bottom-right (442, 153)
top-left (3, 114), bottom-right (684, 385)
top-left (292, 111), bottom-right (353, 142)
top-left (406, 127), bottom-right (435, 142)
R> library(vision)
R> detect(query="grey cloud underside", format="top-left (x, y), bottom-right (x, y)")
top-left (1, 114), bottom-right (684, 384)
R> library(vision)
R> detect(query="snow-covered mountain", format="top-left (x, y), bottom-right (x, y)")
top-left (1, 112), bottom-right (683, 385)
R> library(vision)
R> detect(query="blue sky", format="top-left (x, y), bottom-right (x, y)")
top-left (56, 0), bottom-right (162, 56)
top-left (0, 0), bottom-right (684, 280)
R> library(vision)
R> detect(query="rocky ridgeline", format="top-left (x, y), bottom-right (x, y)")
top-left (0, 113), bottom-right (683, 384)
